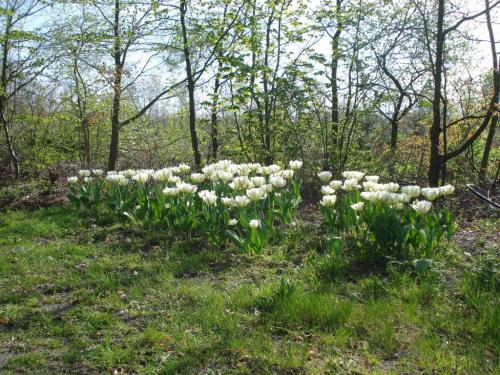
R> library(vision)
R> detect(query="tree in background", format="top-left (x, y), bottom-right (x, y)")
top-left (0, 0), bottom-right (56, 178)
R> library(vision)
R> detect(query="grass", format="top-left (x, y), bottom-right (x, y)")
top-left (0, 206), bottom-right (498, 374)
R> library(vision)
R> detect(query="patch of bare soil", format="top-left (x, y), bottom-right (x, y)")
top-left (0, 162), bottom-right (79, 210)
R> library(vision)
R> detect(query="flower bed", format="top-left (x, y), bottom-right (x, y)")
top-left (67, 162), bottom-right (456, 269)
top-left (67, 160), bottom-right (302, 253)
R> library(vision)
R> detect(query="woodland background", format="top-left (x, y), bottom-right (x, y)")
top-left (0, 0), bottom-right (498, 192)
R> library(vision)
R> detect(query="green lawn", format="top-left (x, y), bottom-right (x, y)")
top-left (0, 207), bottom-right (498, 374)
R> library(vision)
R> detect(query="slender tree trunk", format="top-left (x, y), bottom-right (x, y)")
top-left (108, 0), bottom-right (123, 171)
top-left (428, 0), bottom-right (445, 186)
top-left (210, 58), bottom-right (222, 161)
top-left (330, 0), bottom-right (342, 171)
top-left (390, 95), bottom-right (404, 150)
top-left (441, 98), bottom-right (448, 185)
top-left (73, 50), bottom-right (91, 168)
top-left (479, 0), bottom-right (499, 184)
top-left (262, 8), bottom-right (274, 165)
top-left (0, 12), bottom-right (19, 179)
top-left (1, 116), bottom-right (19, 178)
top-left (82, 118), bottom-right (91, 167)
top-left (480, 112), bottom-right (499, 183)
top-left (390, 121), bottom-right (398, 149)
top-left (180, 0), bottom-right (201, 168)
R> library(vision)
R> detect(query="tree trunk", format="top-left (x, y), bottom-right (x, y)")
top-left (0, 12), bottom-right (19, 179)
top-left (1, 116), bottom-right (19, 178)
top-left (82, 118), bottom-right (91, 167)
top-left (330, 0), bottom-right (342, 171)
top-left (107, 0), bottom-right (122, 171)
top-left (390, 121), bottom-right (398, 149)
top-left (480, 114), bottom-right (498, 184)
top-left (180, 0), bottom-right (201, 168)
top-left (479, 0), bottom-right (499, 184)
top-left (210, 58), bottom-right (222, 161)
top-left (428, 0), bottom-right (445, 186)
top-left (262, 8), bottom-right (274, 165)
top-left (73, 49), bottom-right (91, 168)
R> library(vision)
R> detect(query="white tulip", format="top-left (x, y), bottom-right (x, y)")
top-left (118, 177), bottom-right (129, 186)
top-left (318, 171), bottom-right (332, 183)
top-left (261, 184), bottom-right (273, 193)
top-left (154, 168), bottom-right (173, 182)
top-left (397, 193), bottom-right (410, 203)
top-left (401, 185), bottom-right (420, 198)
top-left (231, 176), bottom-right (252, 191)
top-left (282, 169), bottom-right (294, 179)
top-left (320, 195), bottom-right (337, 207)
top-left (421, 187), bottom-right (440, 201)
top-left (178, 163), bottom-right (191, 173)
top-left (365, 175), bottom-right (379, 183)
top-left (270, 164), bottom-right (281, 173)
top-left (321, 185), bottom-right (335, 195)
top-left (79, 169), bottom-right (91, 177)
top-left (167, 175), bottom-right (181, 184)
top-left (362, 181), bottom-right (378, 191)
top-left (217, 171), bottom-right (234, 182)
top-left (411, 200), bottom-right (432, 214)
top-left (177, 182), bottom-right (198, 194)
top-left (106, 174), bottom-right (128, 185)
top-left (216, 160), bottom-right (233, 170)
top-left (350, 202), bottom-right (364, 211)
top-left (329, 180), bottom-right (343, 190)
top-left (251, 176), bottom-right (266, 187)
top-left (198, 190), bottom-right (218, 205)
top-left (269, 175), bottom-right (286, 188)
top-left (439, 184), bottom-right (455, 196)
top-left (202, 165), bottom-right (215, 177)
top-left (221, 197), bottom-right (234, 206)
top-left (342, 171), bottom-right (365, 181)
top-left (261, 166), bottom-right (273, 176)
top-left (190, 173), bottom-right (205, 184)
top-left (228, 219), bottom-right (238, 226)
top-left (163, 187), bottom-right (180, 197)
top-left (387, 182), bottom-right (400, 192)
top-left (361, 192), bottom-right (376, 201)
top-left (249, 219), bottom-right (261, 229)
top-left (289, 160), bottom-right (303, 170)
top-left (92, 169), bottom-right (104, 176)
top-left (122, 169), bottom-right (135, 178)
top-left (133, 173), bottom-right (149, 184)
top-left (236, 164), bottom-right (251, 176)
top-left (246, 187), bottom-right (266, 201)
top-left (375, 191), bottom-right (398, 205)
top-left (342, 179), bottom-right (358, 191)
top-left (67, 176), bottom-right (79, 184)
top-left (234, 196), bottom-right (251, 207)
top-left (249, 163), bottom-right (261, 172)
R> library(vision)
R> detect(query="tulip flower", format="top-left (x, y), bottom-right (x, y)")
top-left (318, 171), bottom-right (332, 183)
top-left (411, 200), bottom-right (432, 214)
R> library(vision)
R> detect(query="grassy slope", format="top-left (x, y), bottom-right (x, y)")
top-left (0, 207), bottom-right (498, 374)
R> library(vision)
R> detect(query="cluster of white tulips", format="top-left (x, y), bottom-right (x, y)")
top-left (67, 160), bottom-right (303, 253)
top-left (317, 170), bottom-right (456, 264)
